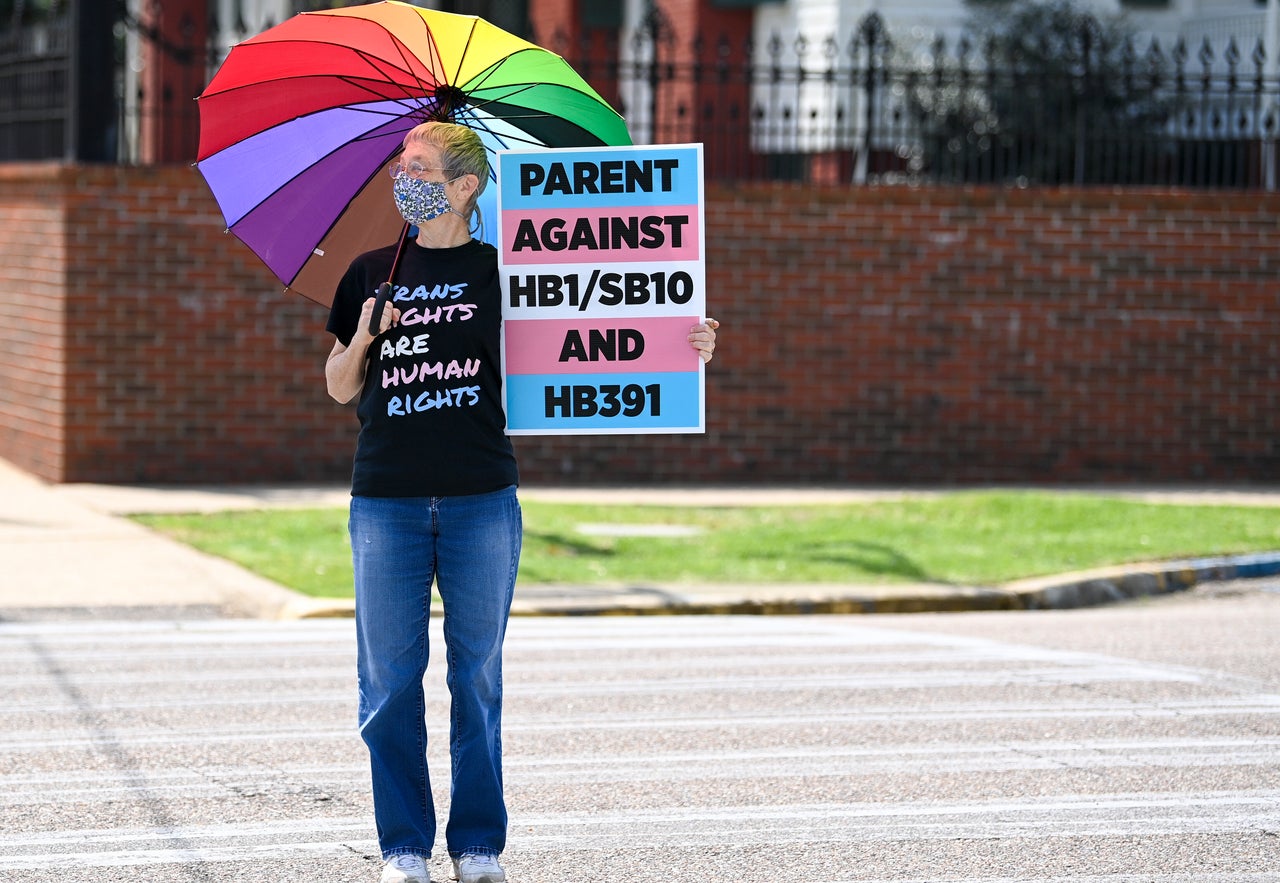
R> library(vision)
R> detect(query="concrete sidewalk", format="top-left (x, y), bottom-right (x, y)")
top-left (0, 458), bottom-right (307, 620)
top-left (3, 455), bottom-right (1280, 620)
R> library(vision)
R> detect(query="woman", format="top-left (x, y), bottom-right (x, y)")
top-left (325, 122), bottom-right (718, 883)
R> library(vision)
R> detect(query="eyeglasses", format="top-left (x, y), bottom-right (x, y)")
top-left (387, 161), bottom-right (450, 180)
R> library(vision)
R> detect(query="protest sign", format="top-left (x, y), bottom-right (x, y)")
top-left (498, 143), bottom-right (706, 435)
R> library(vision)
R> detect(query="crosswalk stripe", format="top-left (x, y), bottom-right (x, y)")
top-left (2, 615), bottom-right (1276, 880)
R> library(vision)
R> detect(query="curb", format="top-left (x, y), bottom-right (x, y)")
top-left (1007, 551), bottom-right (1280, 612)
top-left (270, 551), bottom-right (1280, 619)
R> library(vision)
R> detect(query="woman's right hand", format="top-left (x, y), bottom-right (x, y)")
top-left (326, 298), bottom-right (402, 404)
top-left (358, 296), bottom-right (401, 341)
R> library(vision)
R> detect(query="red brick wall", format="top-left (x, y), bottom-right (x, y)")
top-left (0, 164), bottom-right (68, 480)
top-left (520, 184), bottom-right (1280, 485)
top-left (0, 166), bottom-right (1276, 485)
top-left (0, 164), bottom-right (356, 483)
top-left (529, 0), bottom-right (577, 46)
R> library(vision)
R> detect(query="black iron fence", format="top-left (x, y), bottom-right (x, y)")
top-left (3, 7), bottom-right (1278, 189)
top-left (553, 13), bottom-right (1280, 189)
top-left (0, 14), bottom-right (69, 160)
top-left (0, 2), bottom-right (143, 162)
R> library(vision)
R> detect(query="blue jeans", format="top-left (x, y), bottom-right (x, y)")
top-left (349, 487), bottom-right (521, 860)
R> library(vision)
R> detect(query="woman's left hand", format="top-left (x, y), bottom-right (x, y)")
top-left (688, 317), bottom-right (720, 364)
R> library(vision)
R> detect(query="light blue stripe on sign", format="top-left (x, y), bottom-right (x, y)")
top-left (499, 146), bottom-right (701, 211)
top-left (506, 371), bottom-right (701, 433)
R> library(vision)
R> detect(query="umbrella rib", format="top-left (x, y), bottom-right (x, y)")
top-left (455, 45), bottom-right (540, 94)
top-left (381, 13), bottom-right (444, 121)
top-left (453, 108), bottom-right (556, 151)
top-left (446, 18), bottom-right (481, 92)
top-left (463, 78), bottom-right (620, 123)
top-left (243, 25), bottom-right (445, 121)
top-left (461, 93), bottom-right (606, 135)
top-left (205, 46), bottom-right (436, 112)
top-left (205, 32), bottom-right (426, 91)
top-left (415, 18), bottom-right (617, 127)
top-left (458, 47), bottom-right (610, 103)
top-left (330, 27), bottom-right (438, 101)
top-left (463, 83), bottom-right (543, 111)
top-left (198, 72), bottom-right (428, 141)
top-left (330, 69), bottom-right (431, 115)
top-left (334, 13), bottom-right (448, 121)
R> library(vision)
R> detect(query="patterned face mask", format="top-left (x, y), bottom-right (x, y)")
top-left (392, 173), bottom-right (457, 226)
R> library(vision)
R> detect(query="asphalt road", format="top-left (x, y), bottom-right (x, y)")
top-left (1, 580), bottom-right (1277, 883)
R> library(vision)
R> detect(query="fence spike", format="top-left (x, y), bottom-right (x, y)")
top-left (1145, 38), bottom-right (1165, 67)
top-left (1224, 37), bottom-right (1240, 70)
top-left (930, 33), bottom-right (947, 63)
top-left (858, 11), bottom-right (885, 47)
top-left (767, 32), bottom-right (783, 60)
top-left (1198, 36), bottom-right (1215, 70)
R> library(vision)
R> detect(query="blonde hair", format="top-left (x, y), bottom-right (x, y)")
top-left (402, 122), bottom-right (489, 222)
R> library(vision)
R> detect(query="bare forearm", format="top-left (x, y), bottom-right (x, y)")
top-left (327, 297), bottom-right (399, 403)
top-left (326, 340), bottom-right (369, 404)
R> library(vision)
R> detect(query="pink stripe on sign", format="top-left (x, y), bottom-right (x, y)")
top-left (505, 316), bottom-right (703, 376)
top-left (502, 206), bottom-right (700, 265)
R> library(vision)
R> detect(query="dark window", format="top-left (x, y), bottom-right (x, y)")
top-left (583, 0), bottom-right (624, 29)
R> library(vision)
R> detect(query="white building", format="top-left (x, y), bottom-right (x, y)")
top-left (198, 0), bottom-right (1278, 76)
top-left (742, 0), bottom-right (1271, 51)
top-left (607, 0), bottom-right (1277, 150)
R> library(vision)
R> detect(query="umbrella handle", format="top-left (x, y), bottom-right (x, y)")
top-left (368, 282), bottom-right (394, 336)
top-left (368, 221), bottom-right (412, 336)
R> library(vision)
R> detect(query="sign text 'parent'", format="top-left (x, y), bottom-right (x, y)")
top-left (498, 144), bottom-right (707, 435)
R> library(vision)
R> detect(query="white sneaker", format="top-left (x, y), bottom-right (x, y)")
top-left (451, 853), bottom-right (506, 883)
top-left (381, 854), bottom-right (429, 883)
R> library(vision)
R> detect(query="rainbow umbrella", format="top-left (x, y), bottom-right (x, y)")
top-left (195, 0), bottom-right (631, 307)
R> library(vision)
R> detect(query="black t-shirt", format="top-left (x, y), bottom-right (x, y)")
top-left (326, 238), bottom-right (518, 497)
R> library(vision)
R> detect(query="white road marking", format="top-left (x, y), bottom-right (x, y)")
top-left (0, 792), bottom-right (1276, 870)
top-left (1, 616), bottom-right (1276, 879)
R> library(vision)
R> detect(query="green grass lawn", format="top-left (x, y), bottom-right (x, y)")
top-left (131, 491), bottom-right (1280, 599)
